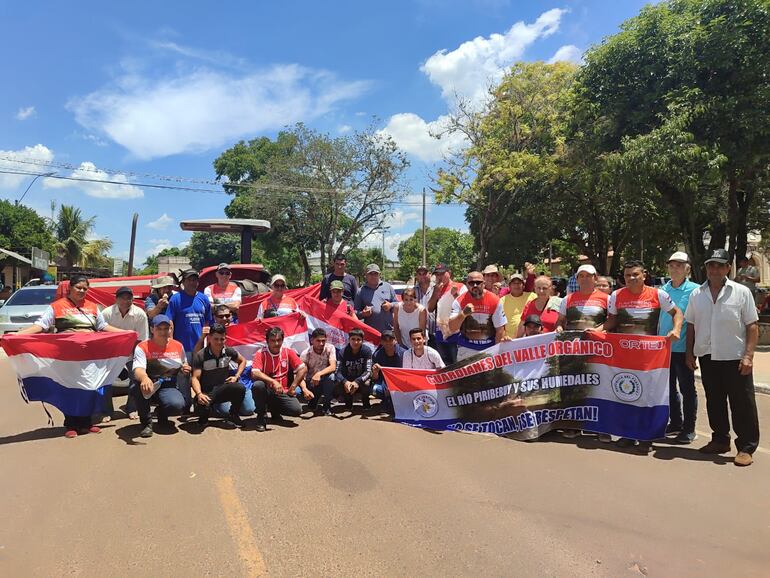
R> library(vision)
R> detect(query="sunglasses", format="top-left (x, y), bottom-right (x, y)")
top-left (468, 280), bottom-right (484, 286)
top-left (273, 283), bottom-right (286, 289)
top-left (217, 270), bottom-right (231, 276)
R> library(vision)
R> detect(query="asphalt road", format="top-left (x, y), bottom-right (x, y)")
top-left (1, 356), bottom-right (769, 578)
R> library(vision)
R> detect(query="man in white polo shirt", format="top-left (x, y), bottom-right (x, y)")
top-left (685, 249), bottom-right (760, 466)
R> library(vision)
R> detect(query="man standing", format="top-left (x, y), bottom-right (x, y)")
top-left (735, 256), bottom-right (760, 298)
top-left (335, 328), bottom-right (373, 411)
top-left (685, 249), bottom-right (760, 466)
top-left (555, 264), bottom-right (608, 332)
top-left (482, 265), bottom-right (503, 293)
top-left (145, 276), bottom-right (176, 323)
top-left (320, 253), bottom-right (359, 303)
top-left (354, 264), bottom-right (397, 332)
top-left (604, 260), bottom-right (684, 453)
top-left (250, 327), bottom-right (308, 431)
top-left (567, 256), bottom-right (592, 294)
top-left (402, 329), bottom-right (445, 370)
top-left (204, 263), bottom-right (242, 317)
top-left (190, 324), bottom-right (247, 427)
top-left (166, 269), bottom-right (212, 405)
top-left (101, 286), bottom-right (149, 420)
top-left (426, 263), bottom-right (467, 365)
top-left (501, 273), bottom-right (536, 338)
top-left (322, 280), bottom-right (355, 317)
top-left (659, 252), bottom-right (700, 444)
top-left (414, 264), bottom-right (435, 341)
top-left (448, 271), bottom-right (509, 361)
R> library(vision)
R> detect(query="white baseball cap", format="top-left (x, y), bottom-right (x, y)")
top-left (576, 264), bottom-right (597, 276)
top-left (667, 251), bottom-right (689, 263)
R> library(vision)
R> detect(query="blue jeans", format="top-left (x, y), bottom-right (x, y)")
top-left (215, 387), bottom-right (256, 417)
top-left (130, 383), bottom-right (187, 426)
top-left (305, 375), bottom-right (336, 411)
top-left (669, 352), bottom-right (697, 433)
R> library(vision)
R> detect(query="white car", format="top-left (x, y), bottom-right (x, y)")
top-left (0, 285), bottom-right (58, 334)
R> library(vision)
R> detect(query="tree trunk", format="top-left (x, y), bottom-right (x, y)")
top-left (726, 175), bottom-right (739, 263)
top-left (298, 248), bottom-right (311, 286)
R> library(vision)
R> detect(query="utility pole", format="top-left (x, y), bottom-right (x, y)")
top-left (382, 229), bottom-right (386, 273)
top-left (422, 186), bottom-right (427, 266)
top-left (17, 172), bottom-right (56, 204)
top-left (127, 213), bottom-right (138, 276)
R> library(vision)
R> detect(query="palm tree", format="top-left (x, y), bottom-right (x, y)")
top-left (55, 205), bottom-right (96, 268)
top-left (80, 238), bottom-right (114, 268)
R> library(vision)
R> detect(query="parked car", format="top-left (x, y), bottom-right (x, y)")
top-left (0, 285), bottom-right (58, 334)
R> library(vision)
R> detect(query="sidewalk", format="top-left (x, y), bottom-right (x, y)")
top-left (694, 346), bottom-right (770, 395)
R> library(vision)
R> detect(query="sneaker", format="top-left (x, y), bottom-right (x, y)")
top-left (227, 411), bottom-right (244, 427)
top-left (255, 414), bottom-right (267, 432)
top-left (64, 429), bottom-right (78, 438)
top-left (322, 408), bottom-right (332, 417)
top-left (139, 424), bottom-right (153, 438)
top-left (598, 433), bottom-right (612, 443)
top-left (345, 402), bottom-right (353, 411)
top-left (665, 423), bottom-right (682, 435)
top-left (734, 451), bottom-right (753, 467)
top-left (674, 431), bottom-right (697, 445)
top-left (616, 437), bottom-right (636, 448)
top-left (307, 398), bottom-right (318, 410)
top-left (699, 440), bottom-right (731, 454)
top-left (561, 429), bottom-right (580, 439)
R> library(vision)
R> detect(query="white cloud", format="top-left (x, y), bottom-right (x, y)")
top-left (387, 208), bottom-right (421, 229)
top-left (337, 124), bottom-right (352, 134)
top-left (0, 144), bottom-right (55, 189)
top-left (382, 8), bottom-right (567, 163)
top-left (421, 8), bottom-right (565, 107)
top-left (15, 106), bottom-right (36, 120)
top-left (147, 213), bottom-right (173, 230)
top-left (146, 239), bottom-right (173, 255)
top-left (548, 44), bottom-right (583, 64)
top-left (360, 232), bottom-right (409, 260)
top-left (44, 161), bottom-right (144, 199)
top-left (379, 113), bottom-right (468, 163)
top-left (69, 64), bottom-right (370, 159)
top-left (177, 240), bottom-right (190, 249)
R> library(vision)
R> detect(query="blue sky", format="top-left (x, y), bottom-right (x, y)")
top-left (0, 0), bottom-right (652, 263)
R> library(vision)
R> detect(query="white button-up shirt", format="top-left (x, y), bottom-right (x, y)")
top-left (684, 279), bottom-right (758, 360)
top-left (102, 303), bottom-right (149, 342)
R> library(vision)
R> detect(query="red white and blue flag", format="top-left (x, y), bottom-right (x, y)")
top-left (225, 312), bottom-right (310, 360)
top-left (297, 295), bottom-right (380, 349)
top-left (1, 331), bottom-right (137, 417)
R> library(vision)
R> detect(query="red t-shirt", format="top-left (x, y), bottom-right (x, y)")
top-left (252, 347), bottom-right (304, 392)
top-left (323, 299), bottom-right (355, 318)
top-left (520, 298), bottom-right (560, 333)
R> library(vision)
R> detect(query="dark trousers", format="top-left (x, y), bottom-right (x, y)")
top-left (199, 382), bottom-right (246, 415)
top-left (63, 415), bottom-right (91, 429)
top-left (252, 381), bottom-right (302, 418)
top-left (130, 384), bottom-right (187, 426)
top-left (699, 355), bottom-right (760, 454)
top-left (340, 378), bottom-right (372, 408)
top-left (306, 375), bottom-right (336, 411)
top-left (434, 339), bottom-right (457, 366)
top-left (668, 352), bottom-right (698, 433)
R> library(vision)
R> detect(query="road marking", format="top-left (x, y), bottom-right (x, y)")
top-left (694, 429), bottom-right (770, 455)
top-left (217, 476), bottom-right (268, 577)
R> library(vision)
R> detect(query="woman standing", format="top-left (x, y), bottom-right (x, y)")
top-left (517, 276), bottom-right (562, 336)
top-left (19, 275), bottom-right (124, 438)
top-left (393, 288), bottom-right (427, 348)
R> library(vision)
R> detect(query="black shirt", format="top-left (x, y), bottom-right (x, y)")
top-left (192, 345), bottom-right (241, 392)
top-left (320, 272), bottom-right (359, 303)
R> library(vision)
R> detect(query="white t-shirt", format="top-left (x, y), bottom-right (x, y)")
top-left (402, 346), bottom-right (446, 370)
top-left (102, 304), bottom-right (148, 341)
top-left (684, 279), bottom-right (759, 360)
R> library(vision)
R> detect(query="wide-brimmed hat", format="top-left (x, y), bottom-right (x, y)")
top-left (151, 275), bottom-right (176, 289)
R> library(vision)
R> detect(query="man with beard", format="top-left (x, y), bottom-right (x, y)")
top-left (448, 271), bottom-right (509, 361)
top-left (320, 253), bottom-right (359, 303)
top-left (426, 263), bottom-right (467, 365)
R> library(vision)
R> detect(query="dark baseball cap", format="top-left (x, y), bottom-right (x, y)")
top-left (433, 263), bottom-right (448, 274)
top-left (704, 248), bottom-right (730, 264)
top-left (151, 314), bottom-right (172, 327)
top-left (380, 329), bottom-right (396, 339)
top-left (523, 314), bottom-right (542, 327)
top-left (181, 269), bottom-right (200, 279)
top-left (115, 286), bottom-right (133, 297)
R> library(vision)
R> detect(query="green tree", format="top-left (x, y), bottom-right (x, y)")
top-left (572, 0), bottom-right (770, 276)
top-left (397, 227), bottom-right (476, 280)
top-left (138, 247), bottom-right (188, 275)
top-left (55, 205), bottom-right (96, 268)
top-left (187, 233), bottom-right (242, 271)
top-left (0, 200), bottom-right (55, 257)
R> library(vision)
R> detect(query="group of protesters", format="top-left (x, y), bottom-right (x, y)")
top-left (15, 249), bottom-right (761, 467)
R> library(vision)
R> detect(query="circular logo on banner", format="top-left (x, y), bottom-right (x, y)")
top-left (413, 393), bottom-right (439, 418)
top-left (611, 372), bottom-right (643, 402)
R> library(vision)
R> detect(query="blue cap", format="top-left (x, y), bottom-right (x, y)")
top-left (152, 314), bottom-right (172, 327)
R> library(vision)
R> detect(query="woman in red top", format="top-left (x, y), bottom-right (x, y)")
top-left (19, 275), bottom-right (123, 438)
top-left (517, 276), bottom-right (561, 336)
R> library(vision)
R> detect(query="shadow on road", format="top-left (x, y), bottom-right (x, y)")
top-left (0, 426), bottom-right (66, 445)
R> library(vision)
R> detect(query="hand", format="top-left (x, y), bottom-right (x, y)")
top-left (271, 380), bottom-right (283, 394)
top-left (140, 377), bottom-right (154, 396)
top-left (181, 363), bottom-right (192, 375)
top-left (381, 301), bottom-right (392, 312)
top-left (686, 355), bottom-right (698, 372)
top-left (196, 393), bottom-right (211, 406)
top-left (159, 294), bottom-right (169, 306)
top-left (225, 375), bottom-right (238, 384)
top-left (525, 262), bottom-right (535, 275)
top-left (555, 326), bottom-right (564, 334)
top-left (450, 285), bottom-right (459, 298)
top-left (202, 326), bottom-right (210, 337)
top-left (462, 304), bottom-right (474, 316)
top-left (499, 335), bottom-right (512, 342)
top-left (739, 356), bottom-right (753, 376)
top-left (666, 330), bottom-right (681, 342)
top-left (302, 387), bottom-right (315, 401)
top-left (362, 306), bottom-right (373, 318)
top-left (311, 372), bottom-right (321, 387)
top-left (348, 381), bottom-right (359, 395)
top-left (371, 363), bottom-right (381, 380)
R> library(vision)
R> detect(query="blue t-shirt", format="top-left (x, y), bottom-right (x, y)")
top-left (658, 279), bottom-right (698, 352)
top-left (354, 281), bottom-right (397, 332)
top-left (372, 345), bottom-right (404, 384)
top-left (166, 291), bottom-right (212, 353)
